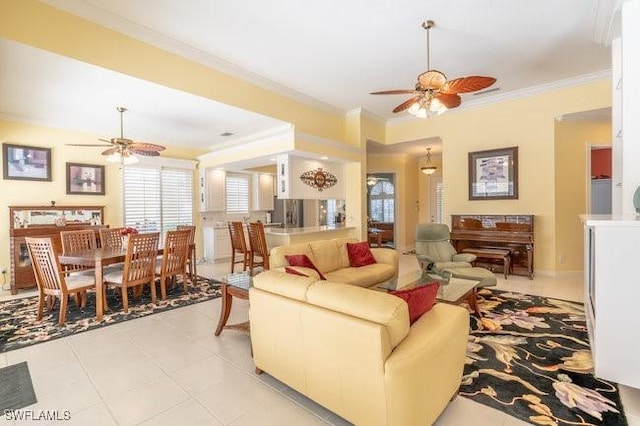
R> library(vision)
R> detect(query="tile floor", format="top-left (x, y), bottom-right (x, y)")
top-left (1, 253), bottom-right (639, 425)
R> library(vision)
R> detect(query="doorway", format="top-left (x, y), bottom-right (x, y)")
top-left (367, 173), bottom-right (395, 247)
top-left (587, 146), bottom-right (612, 214)
top-left (429, 174), bottom-right (444, 223)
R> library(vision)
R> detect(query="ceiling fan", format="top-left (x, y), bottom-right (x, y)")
top-left (371, 20), bottom-right (497, 117)
top-left (67, 106), bottom-right (165, 164)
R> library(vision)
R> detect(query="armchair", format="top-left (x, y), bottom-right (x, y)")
top-left (415, 223), bottom-right (476, 274)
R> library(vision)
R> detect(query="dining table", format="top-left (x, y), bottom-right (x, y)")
top-left (58, 243), bottom-right (196, 322)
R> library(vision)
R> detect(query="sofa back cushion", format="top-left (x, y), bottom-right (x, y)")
top-left (270, 243), bottom-right (316, 269)
top-left (310, 238), bottom-right (357, 273)
top-left (306, 281), bottom-right (410, 349)
top-left (253, 270), bottom-right (316, 302)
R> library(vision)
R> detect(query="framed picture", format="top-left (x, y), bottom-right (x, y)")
top-left (468, 146), bottom-right (518, 200)
top-left (66, 162), bottom-right (105, 195)
top-left (2, 143), bottom-right (52, 181)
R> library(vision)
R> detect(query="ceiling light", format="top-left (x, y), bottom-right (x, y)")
top-left (269, 157), bottom-right (277, 162)
top-left (366, 175), bottom-right (379, 186)
top-left (420, 147), bottom-right (437, 175)
top-left (320, 156), bottom-right (329, 160)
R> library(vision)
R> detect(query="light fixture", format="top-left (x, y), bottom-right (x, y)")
top-left (420, 147), bottom-right (437, 175)
top-left (366, 175), bottom-right (379, 186)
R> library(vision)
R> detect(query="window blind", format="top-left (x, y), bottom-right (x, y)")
top-left (123, 166), bottom-right (193, 234)
top-left (226, 173), bottom-right (249, 214)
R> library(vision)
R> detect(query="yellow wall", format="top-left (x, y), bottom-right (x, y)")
top-left (0, 119), bottom-right (203, 286)
top-left (386, 80), bottom-right (611, 274)
top-left (554, 120), bottom-right (611, 272)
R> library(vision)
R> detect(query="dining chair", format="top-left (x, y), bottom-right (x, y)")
top-left (60, 229), bottom-right (97, 273)
top-left (156, 229), bottom-right (191, 299)
top-left (176, 225), bottom-right (196, 281)
top-left (247, 222), bottom-right (270, 274)
top-left (103, 232), bottom-right (160, 313)
top-left (25, 237), bottom-right (98, 326)
top-left (228, 222), bottom-right (250, 273)
top-left (99, 227), bottom-right (125, 249)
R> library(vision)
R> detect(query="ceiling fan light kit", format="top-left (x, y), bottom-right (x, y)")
top-left (371, 20), bottom-right (496, 118)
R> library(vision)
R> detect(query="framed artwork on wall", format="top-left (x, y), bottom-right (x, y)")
top-left (468, 146), bottom-right (518, 200)
top-left (2, 143), bottom-right (52, 181)
top-left (66, 162), bottom-right (105, 195)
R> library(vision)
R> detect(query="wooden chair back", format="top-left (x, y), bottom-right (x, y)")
top-left (228, 221), bottom-right (250, 272)
top-left (157, 229), bottom-right (191, 298)
top-left (247, 222), bottom-right (270, 272)
top-left (99, 227), bottom-right (125, 249)
top-left (25, 237), bottom-right (66, 294)
top-left (176, 225), bottom-right (196, 244)
top-left (122, 232), bottom-right (160, 287)
top-left (60, 229), bottom-right (97, 273)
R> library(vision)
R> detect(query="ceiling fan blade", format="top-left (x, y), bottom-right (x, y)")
top-left (131, 149), bottom-right (160, 157)
top-left (441, 76), bottom-right (496, 94)
top-left (370, 89), bottom-right (417, 95)
top-left (101, 147), bottom-right (119, 156)
top-left (98, 138), bottom-right (115, 144)
top-left (417, 70), bottom-right (447, 90)
top-left (129, 142), bottom-right (166, 152)
top-left (65, 143), bottom-right (112, 147)
top-left (393, 96), bottom-right (421, 113)
top-left (435, 93), bottom-right (462, 109)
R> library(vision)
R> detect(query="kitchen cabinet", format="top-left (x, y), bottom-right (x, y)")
top-left (199, 168), bottom-right (226, 212)
top-left (214, 227), bottom-right (232, 260)
top-left (253, 173), bottom-right (274, 211)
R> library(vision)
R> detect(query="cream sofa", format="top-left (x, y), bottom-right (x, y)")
top-left (250, 270), bottom-right (470, 426)
top-left (269, 238), bottom-right (399, 288)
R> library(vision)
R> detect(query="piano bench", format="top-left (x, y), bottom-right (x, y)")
top-left (462, 248), bottom-right (512, 279)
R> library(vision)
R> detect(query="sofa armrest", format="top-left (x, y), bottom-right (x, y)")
top-left (384, 303), bottom-right (469, 425)
top-left (453, 253), bottom-right (476, 263)
top-left (371, 248), bottom-right (399, 275)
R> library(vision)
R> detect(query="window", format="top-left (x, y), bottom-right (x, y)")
top-left (369, 180), bottom-right (395, 222)
top-left (226, 173), bottom-right (249, 214)
top-left (123, 166), bottom-right (193, 234)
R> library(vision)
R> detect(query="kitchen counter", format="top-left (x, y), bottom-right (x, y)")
top-left (264, 225), bottom-right (355, 248)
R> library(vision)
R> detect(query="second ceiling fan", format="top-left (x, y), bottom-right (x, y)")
top-left (371, 20), bottom-right (496, 117)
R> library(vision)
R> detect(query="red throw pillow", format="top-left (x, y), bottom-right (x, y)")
top-left (285, 254), bottom-right (326, 280)
top-left (346, 242), bottom-right (377, 267)
top-left (284, 267), bottom-right (309, 277)
top-left (391, 283), bottom-right (440, 325)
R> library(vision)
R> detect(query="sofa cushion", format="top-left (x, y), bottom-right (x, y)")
top-left (391, 283), bottom-right (440, 325)
top-left (284, 266), bottom-right (322, 280)
top-left (252, 270), bottom-right (316, 302)
top-left (346, 242), bottom-right (377, 267)
top-left (324, 263), bottom-right (396, 288)
top-left (285, 254), bottom-right (326, 280)
top-left (309, 240), bottom-right (344, 273)
top-left (306, 281), bottom-right (410, 349)
top-left (270, 243), bottom-right (316, 269)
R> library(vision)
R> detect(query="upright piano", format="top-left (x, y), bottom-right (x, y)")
top-left (450, 214), bottom-right (534, 279)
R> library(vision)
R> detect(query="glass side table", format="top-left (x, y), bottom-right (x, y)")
top-left (215, 272), bottom-right (253, 336)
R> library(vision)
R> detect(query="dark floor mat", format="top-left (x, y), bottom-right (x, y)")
top-left (0, 362), bottom-right (37, 411)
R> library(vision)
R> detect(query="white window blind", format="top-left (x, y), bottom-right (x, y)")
top-left (124, 166), bottom-right (193, 234)
top-left (226, 174), bottom-right (249, 214)
top-left (435, 181), bottom-right (444, 224)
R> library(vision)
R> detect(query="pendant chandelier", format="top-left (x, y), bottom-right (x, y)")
top-left (420, 147), bottom-right (437, 175)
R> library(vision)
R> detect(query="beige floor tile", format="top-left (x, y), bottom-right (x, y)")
top-left (67, 330), bottom-right (134, 360)
top-left (229, 395), bottom-right (328, 426)
top-left (627, 413), bottom-right (640, 426)
top-left (194, 368), bottom-right (279, 424)
top-left (169, 355), bottom-right (239, 395)
top-left (6, 339), bottom-right (77, 376)
top-left (84, 356), bottom-right (165, 398)
top-left (281, 386), bottom-right (336, 419)
top-left (132, 333), bottom-right (213, 373)
top-left (621, 384), bottom-right (640, 418)
top-left (140, 398), bottom-right (223, 426)
top-left (434, 396), bottom-right (506, 426)
top-left (30, 360), bottom-right (88, 395)
top-left (66, 403), bottom-right (117, 426)
top-left (0, 352), bottom-right (7, 367)
top-left (105, 376), bottom-right (190, 426)
top-left (32, 379), bottom-right (102, 416)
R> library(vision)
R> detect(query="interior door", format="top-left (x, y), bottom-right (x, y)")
top-left (429, 175), bottom-right (443, 223)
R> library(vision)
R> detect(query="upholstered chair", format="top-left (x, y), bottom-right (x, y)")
top-left (414, 223), bottom-right (477, 274)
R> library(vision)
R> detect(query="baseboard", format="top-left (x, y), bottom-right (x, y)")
top-left (533, 269), bottom-right (583, 279)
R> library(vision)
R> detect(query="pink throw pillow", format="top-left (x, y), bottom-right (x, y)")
top-left (346, 242), bottom-right (377, 267)
top-left (390, 283), bottom-right (440, 325)
top-left (285, 254), bottom-right (326, 280)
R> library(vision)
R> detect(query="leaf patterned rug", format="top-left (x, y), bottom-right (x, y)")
top-left (462, 288), bottom-right (627, 425)
top-left (0, 276), bottom-right (221, 353)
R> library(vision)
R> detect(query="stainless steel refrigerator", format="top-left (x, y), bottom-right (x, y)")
top-left (273, 197), bottom-right (304, 228)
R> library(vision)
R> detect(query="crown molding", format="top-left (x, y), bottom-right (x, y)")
top-left (206, 124), bottom-right (294, 151)
top-left (593, 0), bottom-right (626, 44)
top-left (295, 131), bottom-right (364, 154)
top-left (41, 0), bottom-right (345, 118)
top-left (197, 125), bottom-right (295, 161)
top-left (386, 69), bottom-right (612, 126)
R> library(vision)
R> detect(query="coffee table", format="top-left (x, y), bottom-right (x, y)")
top-left (379, 270), bottom-right (482, 317)
top-left (215, 272), bottom-right (252, 336)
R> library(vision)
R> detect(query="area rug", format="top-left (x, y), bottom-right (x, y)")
top-left (0, 362), bottom-right (37, 411)
top-left (462, 288), bottom-right (627, 425)
top-left (0, 276), bottom-right (221, 353)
